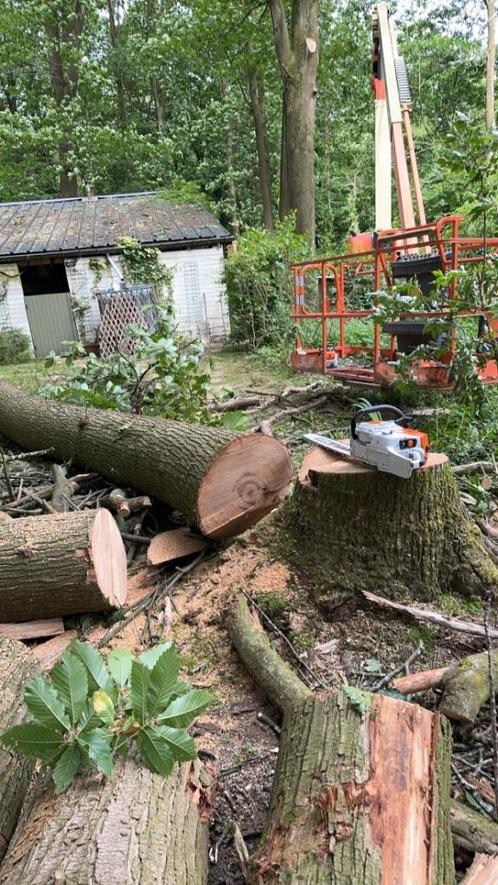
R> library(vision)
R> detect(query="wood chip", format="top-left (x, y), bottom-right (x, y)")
top-left (0, 618), bottom-right (65, 641)
top-left (147, 528), bottom-right (207, 566)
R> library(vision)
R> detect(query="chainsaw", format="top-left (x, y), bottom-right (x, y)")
top-left (304, 405), bottom-right (429, 480)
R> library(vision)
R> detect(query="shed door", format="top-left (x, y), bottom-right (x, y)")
top-left (24, 292), bottom-right (78, 357)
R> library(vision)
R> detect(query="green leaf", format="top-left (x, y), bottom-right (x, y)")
top-left (157, 689), bottom-right (211, 728)
top-left (52, 745), bottom-right (81, 794)
top-left (76, 700), bottom-right (101, 737)
top-left (136, 725), bottom-right (174, 775)
top-left (78, 727), bottom-right (113, 776)
top-left (148, 646), bottom-right (181, 717)
top-left (24, 677), bottom-right (70, 732)
top-left (107, 648), bottom-right (133, 686)
top-left (51, 652), bottom-right (88, 725)
top-left (92, 690), bottom-right (115, 726)
top-left (139, 643), bottom-right (172, 670)
top-left (70, 640), bottom-right (110, 692)
top-left (149, 724), bottom-right (196, 762)
top-left (0, 723), bottom-right (65, 762)
top-left (131, 660), bottom-right (150, 724)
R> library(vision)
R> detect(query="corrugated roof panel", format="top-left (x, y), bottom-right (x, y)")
top-left (0, 192), bottom-right (231, 258)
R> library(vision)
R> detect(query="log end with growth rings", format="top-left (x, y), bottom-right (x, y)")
top-left (197, 435), bottom-right (293, 539)
top-left (89, 508), bottom-right (127, 607)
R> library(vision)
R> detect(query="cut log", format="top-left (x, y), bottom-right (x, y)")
top-left (439, 649), bottom-right (498, 725)
top-left (0, 381), bottom-right (292, 540)
top-left (147, 528), bottom-right (207, 566)
top-left (0, 619), bottom-right (64, 641)
top-left (228, 596), bottom-right (454, 884)
top-left (461, 853), bottom-right (498, 884)
top-left (0, 757), bottom-right (214, 885)
top-left (0, 508), bottom-right (127, 621)
top-left (280, 446), bottom-right (498, 610)
top-left (0, 634), bottom-right (36, 861)
top-left (393, 666), bottom-right (450, 694)
top-left (31, 630), bottom-right (78, 670)
top-left (450, 800), bottom-right (498, 855)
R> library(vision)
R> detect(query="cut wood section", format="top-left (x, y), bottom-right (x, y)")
top-left (147, 528), bottom-right (206, 566)
top-left (285, 448), bottom-right (498, 609)
top-left (0, 508), bottom-right (127, 622)
top-left (0, 381), bottom-right (292, 539)
top-left (393, 666), bottom-right (450, 694)
top-left (0, 619), bottom-right (64, 641)
top-left (0, 757), bottom-right (214, 885)
top-left (461, 853), bottom-right (498, 884)
top-left (0, 634), bottom-right (36, 861)
top-left (439, 648), bottom-right (498, 725)
top-left (32, 630), bottom-right (78, 670)
top-left (229, 596), bottom-right (454, 884)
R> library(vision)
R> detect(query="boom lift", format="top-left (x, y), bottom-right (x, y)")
top-left (291, 2), bottom-right (498, 388)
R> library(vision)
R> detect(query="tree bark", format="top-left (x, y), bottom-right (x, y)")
top-left (229, 596), bottom-right (454, 884)
top-left (107, 0), bottom-right (127, 128)
top-left (268, 0), bottom-right (319, 245)
top-left (450, 799), bottom-right (498, 855)
top-left (0, 382), bottom-right (292, 540)
top-left (0, 757), bottom-right (214, 885)
top-left (279, 447), bottom-right (498, 611)
top-left (248, 62), bottom-right (274, 230)
top-left (439, 648), bottom-right (498, 725)
top-left (0, 635), bottom-right (36, 862)
top-left (486, 0), bottom-right (496, 130)
top-left (0, 508), bottom-right (127, 621)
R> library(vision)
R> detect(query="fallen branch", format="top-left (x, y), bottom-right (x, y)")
top-left (450, 799), bottom-right (498, 855)
top-left (453, 462), bottom-right (497, 476)
top-left (212, 396), bottom-right (261, 412)
top-left (362, 590), bottom-right (498, 639)
top-left (393, 666), bottom-right (451, 694)
top-left (255, 396), bottom-right (327, 431)
top-left (440, 648), bottom-right (498, 726)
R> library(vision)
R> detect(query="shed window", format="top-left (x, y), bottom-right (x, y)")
top-left (19, 261), bottom-right (69, 296)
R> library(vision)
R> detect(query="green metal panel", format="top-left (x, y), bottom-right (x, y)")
top-left (24, 292), bottom-right (78, 357)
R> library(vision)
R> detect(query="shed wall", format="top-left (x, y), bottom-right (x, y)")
top-left (0, 265), bottom-right (32, 347)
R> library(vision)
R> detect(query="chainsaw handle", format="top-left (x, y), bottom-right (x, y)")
top-left (351, 405), bottom-right (407, 439)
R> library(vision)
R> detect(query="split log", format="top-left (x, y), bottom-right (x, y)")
top-left (393, 666), bottom-right (450, 694)
top-left (228, 596), bottom-right (454, 884)
top-left (0, 508), bottom-right (127, 621)
top-left (461, 853), bottom-right (498, 884)
top-left (0, 634), bottom-right (36, 861)
top-left (0, 381), bottom-right (292, 540)
top-left (450, 800), bottom-right (498, 855)
top-left (0, 757), bottom-right (214, 885)
top-left (440, 649), bottom-right (498, 725)
top-left (147, 528), bottom-right (206, 566)
top-left (280, 446), bottom-right (498, 610)
top-left (0, 619), bottom-right (64, 641)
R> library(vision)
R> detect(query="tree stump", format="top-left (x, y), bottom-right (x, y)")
top-left (280, 447), bottom-right (498, 610)
top-left (0, 635), bottom-right (36, 861)
top-left (0, 757), bottom-right (214, 885)
top-left (0, 509), bottom-right (127, 621)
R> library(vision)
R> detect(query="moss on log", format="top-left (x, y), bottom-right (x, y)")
top-left (0, 757), bottom-right (214, 885)
top-left (0, 508), bottom-right (126, 621)
top-left (440, 649), bottom-right (498, 725)
top-left (0, 381), bottom-right (292, 539)
top-left (450, 799), bottom-right (498, 855)
top-left (279, 447), bottom-right (498, 609)
top-left (0, 635), bottom-right (36, 861)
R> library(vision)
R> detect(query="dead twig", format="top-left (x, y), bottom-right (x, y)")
top-left (254, 395), bottom-right (328, 431)
top-left (363, 590), bottom-right (498, 640)
top-left (24, 488), bottom-right (58, 514)
top-left (0, 449), bottom-right (14, 502)
top-left (371, 642), bottom-right (423, 692)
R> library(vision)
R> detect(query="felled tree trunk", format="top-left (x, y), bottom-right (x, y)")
top-left (0, 382), bottom-right (292, 540)
top-left (280, 447), bottom-right (498, 610)
top-left (440, 649), bottom-right (498, 725)
top-left (0, 635), bottom-right (36, 861)
top-left (228, 597), bottom-right (454, 884)
top-left (0, 509), bottom-right (127, 621)
top-left (450, 799), bottom-right (498, 855)
top-left (0, 757), bottom-right (214, 885)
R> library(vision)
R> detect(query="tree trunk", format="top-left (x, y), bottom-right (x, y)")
top-left (223, 80), bottom-right (241, 238)
top-left (279, 447), bottom-right (498, 611)
top-left (228, 596), bottom-right (455, 884)
top-left (0, 382), bottom-right (292, 540)
top-left (0, 757), bottom-right (214, 885)
top-left (0, 508), bottom-right (127, 621)
top-left (486, 0), bottom-right (496, 130)
top-left (450, 799), bottom-right (498, 855)
top-left (248, 64), bottom-right (274, 230)
top-left (439, 648), bottom-right (498, 725)
top-left (0, 635), bottom-right (36, 861)
top-left (268, 0), bottom-right (319, 245)
top-left (107, 0), bottom-right (127, 128)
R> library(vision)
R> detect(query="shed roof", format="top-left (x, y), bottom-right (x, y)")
top-left (0, 192), bottom-right (232, 262)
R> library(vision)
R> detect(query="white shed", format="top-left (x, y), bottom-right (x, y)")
top-left (0, 192), bottom-right (232, 357)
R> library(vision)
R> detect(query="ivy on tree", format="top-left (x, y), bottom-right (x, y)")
top-left (0, 640), bottom-right (211, 794)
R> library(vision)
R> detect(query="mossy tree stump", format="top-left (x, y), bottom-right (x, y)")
top-left (280, 447), bottom-right (498, 611)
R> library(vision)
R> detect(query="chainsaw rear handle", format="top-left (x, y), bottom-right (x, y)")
top-left (351, 405), bottom-right (407, 439)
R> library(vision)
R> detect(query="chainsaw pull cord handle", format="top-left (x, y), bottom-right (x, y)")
top-left (351, 405), bottom-right (407, 440)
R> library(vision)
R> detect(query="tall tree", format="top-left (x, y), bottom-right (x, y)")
top-left (485, 0), bottom-right (496, 129)
top-left (267, 0), bottom-right (319, 245)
